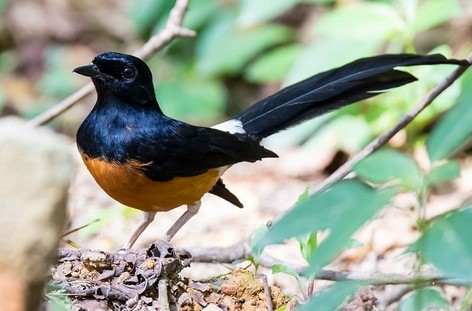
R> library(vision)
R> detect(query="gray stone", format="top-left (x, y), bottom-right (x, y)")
top-left (0, 117), bottom-right (75, 311)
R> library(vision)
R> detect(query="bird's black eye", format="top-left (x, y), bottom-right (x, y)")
top-left (122, 66), bottom-right (137, 80)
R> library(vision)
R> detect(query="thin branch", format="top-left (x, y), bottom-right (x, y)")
top-left (309, 53), bottom-right (472, 195)
top-left (158, 278), bottom-right (170, 311)
top-left (315, 270), bottom-right (449, 286)
top-left (188, 242), bottom-right (462, 287)
top-left (61, 218), bottom-right (100, 238)
top-left (187, 241), bottom-right (250, 263)
top-left (27, 0), bottom-right (195, 127)
top-left (259, 274), bottom-right (274, 311)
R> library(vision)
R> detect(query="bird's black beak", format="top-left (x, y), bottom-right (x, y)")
top-left (73, 63), bottom-right (101, 78)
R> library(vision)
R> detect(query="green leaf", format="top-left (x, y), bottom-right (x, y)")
top-left (306, 187), bottom-right (394, 275)
top-left (408, 206), bottom-right (472, 283)
top-left (272, 264), bottom-right (301, 279)
top-left (245, 45), bottom-right (302, 83)
top-left (399, 287), bottom-right (451, 311)
top-left (295, 185), bottom-right (311, 205)
top-left (298, 281), bottom-right (364, 311)
top-left (249, 225), bottom-right (270, 258)
top-left (251, 180), bottom-right (394, 274)
top-left (298, 233), bottom-right (318, 263)
top-left (412, 0), bottom-right (460, 33)
top-left (315, 2), bottom-right (404, 40)
top-left (425, 161), bottom-right (460, 187)
top-left (354, 149), bottom-right (423, 190)
top-left (427, 69), bottom-right (472, 161)
top-left (197, 15), bottom-right (292, 76)
top-left (294, 186), bottom-right (319, 262)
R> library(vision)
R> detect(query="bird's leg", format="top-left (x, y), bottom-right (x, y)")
top-left (123, 211), bottom-right (157, 249)
top-left (164, 201), bottom-right (201, 241)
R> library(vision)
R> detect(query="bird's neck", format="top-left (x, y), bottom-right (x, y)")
top-left (77, 95), bottom-right (163, 161)
top-left (95, 89), bottom-right (163, 113)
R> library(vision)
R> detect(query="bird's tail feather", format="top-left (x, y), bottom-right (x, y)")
top-left (234, 54), bottom-right (468, 141)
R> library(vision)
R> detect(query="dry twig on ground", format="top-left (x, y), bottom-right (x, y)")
top-left (188, 240), bottom-right (460, 287)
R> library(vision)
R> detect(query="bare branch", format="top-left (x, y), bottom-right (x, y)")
top-left (158, 278), bottom-right (171, 311)
top-left (259, 274), bottom-right (274, 311)
top-left (188, 242), bottom-right (462, 286)
top-left (187, 241), bottom-right (251, 263)
top-left (315, 270), bottom-right (449, 286)
top-left (28, 0), bottom-right (194, 127)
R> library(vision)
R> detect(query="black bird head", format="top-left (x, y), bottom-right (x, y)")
top-left (74, 52), bottom-right (158, 108)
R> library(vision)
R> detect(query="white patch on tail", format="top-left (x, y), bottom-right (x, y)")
top-left (211, 119), bottom-right (245, 134)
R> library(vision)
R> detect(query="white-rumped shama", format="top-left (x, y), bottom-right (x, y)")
top-left (74, 52), bottom-right (467, 248)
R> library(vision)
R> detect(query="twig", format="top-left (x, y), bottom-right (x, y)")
top-left (259, 274), bottom-right (274, 311)
top-left (307, 277), bottom-right (314, 297)
top-left (61, 218), bottom-right (100, 238)
top-left (309, 53), bottom-right (472, 195)
top-left (188, 243), bottom-right (464, 286)
top-left (27, 0), bottom-right (195, 127)
top-left (158, 278), bottom-right (170, 311)
top-left (314, 270), bottom-right (450, 286)
top-left (187, 241), bottom-right (250, 263)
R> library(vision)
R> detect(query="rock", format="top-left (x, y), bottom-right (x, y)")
top-left (0, 117), bottom-right (75, 311)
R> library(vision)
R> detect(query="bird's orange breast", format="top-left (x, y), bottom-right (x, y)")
top-left (81, 153), bottom-right (221, 212)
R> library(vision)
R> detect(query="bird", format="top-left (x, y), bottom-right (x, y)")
top-left (74, 52), bottom-right (467, 248)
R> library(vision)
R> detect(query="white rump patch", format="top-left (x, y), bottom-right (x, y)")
top-left (211, 119), bottom-right (245, 134)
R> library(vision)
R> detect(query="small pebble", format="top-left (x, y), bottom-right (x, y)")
top-left (220, 283), bottom-right (238, 296)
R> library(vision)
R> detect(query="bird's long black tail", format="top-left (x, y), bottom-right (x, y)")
top-left (234, 54), bottom-right (468, 141)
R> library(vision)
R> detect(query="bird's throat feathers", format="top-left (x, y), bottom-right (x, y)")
top-left (77, 96), bottom-right (164, 162)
